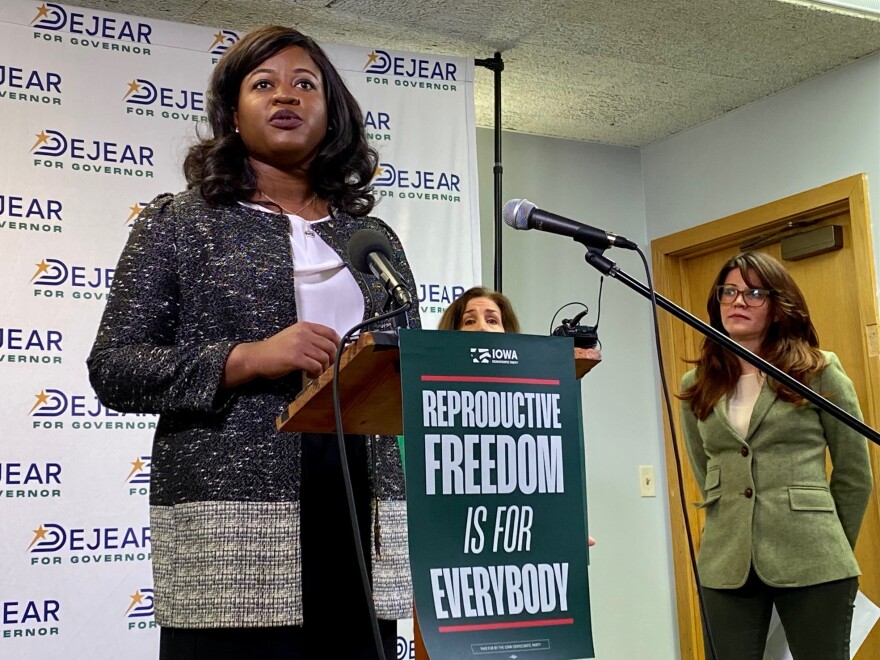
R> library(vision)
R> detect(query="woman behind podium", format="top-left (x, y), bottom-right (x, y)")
top-left (88, 25), bottom-right (419, 659)
top-left (437, 286), bottom-right (521, 333)
top-left (436, 288), bottom-right (596, 547)
top-left (679, 251), bottom-right (871, 660)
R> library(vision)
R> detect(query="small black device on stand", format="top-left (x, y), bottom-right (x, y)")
top-left (551, 277), bottom-right (604, 349)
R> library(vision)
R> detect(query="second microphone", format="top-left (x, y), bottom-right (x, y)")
top-left (348, 228), bottom-right (413, 307)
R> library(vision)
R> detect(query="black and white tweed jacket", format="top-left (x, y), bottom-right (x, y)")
top-left (88, 189), bottom-right (420, 627)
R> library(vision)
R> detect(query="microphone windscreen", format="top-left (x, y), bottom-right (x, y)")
top-left (348, 228), bottom-right (394, 274)
top-left (502, 198), bottom-right (536, 230)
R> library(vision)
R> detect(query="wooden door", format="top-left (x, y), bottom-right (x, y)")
top-left (651, 175), bottom-right (880, 659)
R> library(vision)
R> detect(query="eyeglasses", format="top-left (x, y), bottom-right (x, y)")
top-left (715, 285), bottom-right (772, 307)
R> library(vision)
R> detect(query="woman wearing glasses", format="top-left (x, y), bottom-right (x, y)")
top-left (679, 251), bottom-right (872, 660)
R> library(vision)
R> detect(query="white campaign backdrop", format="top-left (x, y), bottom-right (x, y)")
top-left (0, 2), bottom-right (480, 657)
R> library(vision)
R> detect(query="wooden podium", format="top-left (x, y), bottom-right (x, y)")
top-left (277, 331), bottom-right (601, 434)
top-left (276, 331), bottom-right (601, 659)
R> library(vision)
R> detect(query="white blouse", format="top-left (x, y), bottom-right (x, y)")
top-left (244, 203), bottom-right (365, 336)
top-left (288, 213), bottom-right (364, 336)
top-left (727, 372), bottom-right (764, 439)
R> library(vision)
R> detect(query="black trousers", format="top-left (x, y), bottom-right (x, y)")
top-left (159, 433), bottom-right (397, 659)
top-left (701, 567), bottom-right (858, 660)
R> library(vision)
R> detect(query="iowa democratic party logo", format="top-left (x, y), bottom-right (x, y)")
top-left (470, 347), bottom-right (519, 365)
top-left (471, 348), bottom-right (491, 364)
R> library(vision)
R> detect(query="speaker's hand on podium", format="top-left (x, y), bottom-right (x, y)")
top-left (221, 322), bottom-right (340, 386)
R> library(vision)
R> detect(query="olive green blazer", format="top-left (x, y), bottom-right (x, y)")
top-left (680, 351), bottom-right (873, 589)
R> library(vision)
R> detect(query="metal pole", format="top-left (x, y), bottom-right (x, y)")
top-left (475, 53), bottom-right (504, 292)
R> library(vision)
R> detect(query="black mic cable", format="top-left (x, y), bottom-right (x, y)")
top-left (330, 303), bottom-right (412, 660)
top-left (326, 227), bottom-right (415, 660)
top-left (617, 246), bottom-right (720, 660)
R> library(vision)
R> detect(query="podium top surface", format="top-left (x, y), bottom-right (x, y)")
top-left (277, 332), bottom-right (601, 436)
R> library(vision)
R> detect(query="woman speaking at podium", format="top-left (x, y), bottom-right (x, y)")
top-left (88, 25), bottom-right (419, 659)
top-left (679, 251), bottom-right (871, 660)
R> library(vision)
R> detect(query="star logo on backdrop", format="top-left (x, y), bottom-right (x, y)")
top-left (30, 3), bottom-right (50, 24)
top-left (30, 130), bottom-right (50, 152)
top-left (27, 524), bottom-right (48, 550)
top-left (29, 390), bottom-right (50, 414)
top-left (126, 203), bottom-right (144, 224)
top-left (208, 31), bottom-right (226, 52)
top-left (30, 259), bottom-right (51, 281)
top-left (125, 457), bottom-right (146, 482)
top-left (364, 51), bottom-right (379, 69)
top-left (122, 80), bottom-right (142, 100)
top-left (124, 590), bottom-right (145, 615)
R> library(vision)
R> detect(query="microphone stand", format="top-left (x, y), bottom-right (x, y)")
top-left (584, 246), bottom-right (880, 660)
top-left (584, 248), bottom-right (880, 445)
top-left (383, 291), bottom-right (410, 331)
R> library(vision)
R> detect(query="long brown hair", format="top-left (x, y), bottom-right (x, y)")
top-left (437, 287), bottom-right (521, 333)
top-left (680, 251), bottom-right (824, 419)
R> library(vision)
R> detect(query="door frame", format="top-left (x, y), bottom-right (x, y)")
top-left (650, 174), bottom-right (880, 659)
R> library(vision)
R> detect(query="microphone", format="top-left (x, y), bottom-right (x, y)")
top-left (347, 229), bottom-right (413, 307)
top-left (567, 309), bottom-right (589, 326)
top-left (503, 199), bottom-right (638, 250)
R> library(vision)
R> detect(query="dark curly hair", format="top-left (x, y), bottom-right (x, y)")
top-left (184, 25), bottom-right (378, 217)
top-left (680, 251), bottom-right (825, 419)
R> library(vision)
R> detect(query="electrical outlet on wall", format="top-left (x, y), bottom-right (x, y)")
top-left (639, 465), bottom-right (656, 497)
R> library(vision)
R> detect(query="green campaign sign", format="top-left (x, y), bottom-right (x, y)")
top-left (400, 329), bottom-right (594, 659)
